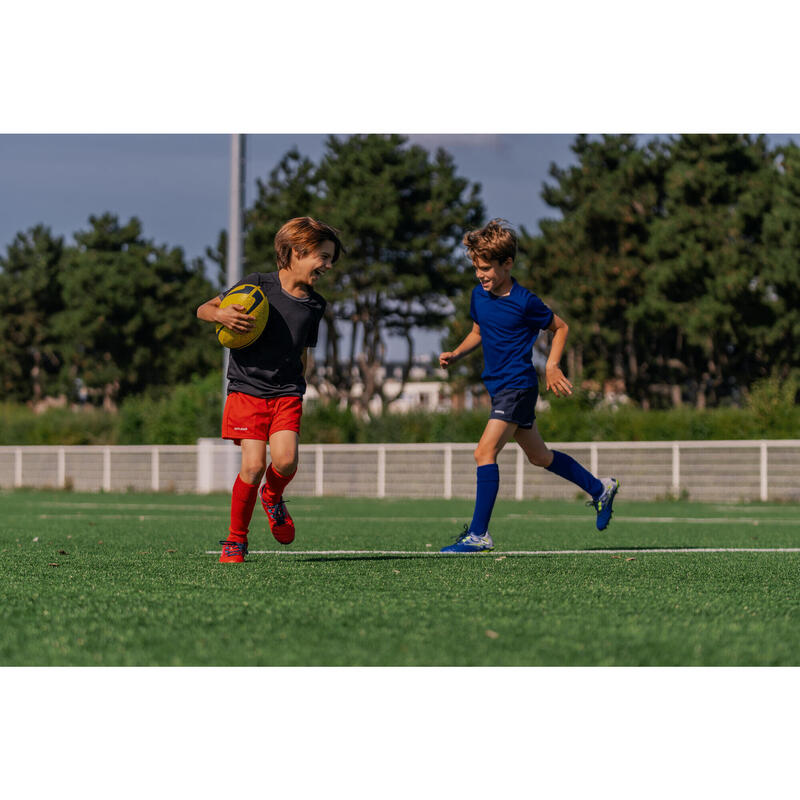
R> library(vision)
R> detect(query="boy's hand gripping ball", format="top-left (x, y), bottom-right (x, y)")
top-left (215, 284), bottom-right (269, 349)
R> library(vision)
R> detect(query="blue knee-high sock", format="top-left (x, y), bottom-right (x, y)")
top-left (546, 450), bottom-right (603, 499)
top-left (469, 464), bottom-right (500, 535)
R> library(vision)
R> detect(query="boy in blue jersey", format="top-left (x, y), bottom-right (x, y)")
top-left (439, 219), bottom-right (620, 553)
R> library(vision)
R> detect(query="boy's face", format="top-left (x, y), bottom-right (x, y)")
top-left (473, 256), bottom-right (512, 294)
top-left (290, 240), bottom-right (336, 288)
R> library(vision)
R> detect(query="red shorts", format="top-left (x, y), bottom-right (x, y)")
top-left (222, 392), bottom-right (303, 444)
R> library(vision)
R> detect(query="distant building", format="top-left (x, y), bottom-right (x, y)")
top-left (384, 380), bottom-right (447, 413)
top-left (306, 351), bottom-right (560, 414)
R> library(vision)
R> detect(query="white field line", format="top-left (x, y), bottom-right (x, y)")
top-left (206, 547), bottom-right (800, 556)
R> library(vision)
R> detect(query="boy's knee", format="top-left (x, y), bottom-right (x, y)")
top-left (241, 468), bottom-right (265, 486)
top-left (272, 458), bottom-right (298, 476)
top-left (240, 458), bottom-right (267, 486)
top-left (528, 449), bottom-right (553, 468)
top-left (272, 461), bottom-right (297, 476)
top-left (473, 445), bottom-right (496, 466)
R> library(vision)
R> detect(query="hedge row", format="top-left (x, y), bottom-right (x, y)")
top-left (1, 375), bottom-right (797, 446)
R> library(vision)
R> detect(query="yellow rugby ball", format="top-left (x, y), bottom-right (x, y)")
top-left (215, 284), bottom-right (269, 349)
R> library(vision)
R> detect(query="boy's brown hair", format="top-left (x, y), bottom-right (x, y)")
top-left (462, 218), bottom-right (517, 265)
top-left (274, 217), bottom-right (344, 270)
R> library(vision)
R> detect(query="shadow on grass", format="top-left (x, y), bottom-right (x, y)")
top-left (277, 545), bottom-right (755, 563)
top-left (274, 553), bottom-right (535, 563)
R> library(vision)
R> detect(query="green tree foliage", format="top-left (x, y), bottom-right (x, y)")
top-left (642, 134), bottom-right (775, 407)
top-left (314, 135), bottom-right (484, 414)
top-left (759, 144), bottom-right (800, 385)
top-left (519, 134), bottom-right (794, 409)
top-left (246, 148), bottom-right (318, 270)
top-left (0, 214), bottom-right (220, 407)
top-left (518, 134), bottom-right (668, 405)
top-left (245, 135), bottom-right (484, 415)
top-left (52, 214), bottom-right (220, 407)
top-left (0, 226), bottom-right (66, 402)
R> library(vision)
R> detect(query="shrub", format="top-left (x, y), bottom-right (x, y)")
top-left (2, 379), bottom-right (798, 446)
top-left (117, 372), bottom-right (222, 444)
top-left (0, 403), bottom-right (116, 445)
top-left (300, 402), bottom-right (361, 444)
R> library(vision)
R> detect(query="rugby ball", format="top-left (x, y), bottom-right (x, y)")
top-left (215, 284), bottom-right (269, 349)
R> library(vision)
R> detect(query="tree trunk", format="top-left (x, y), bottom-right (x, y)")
top-left (380, 328), bottom-right (413, 408)
top-left (31, 349), bottom-right (42, 404)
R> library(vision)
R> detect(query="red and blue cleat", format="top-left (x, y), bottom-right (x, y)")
top-left (219, 539), bottom-right (248, 563)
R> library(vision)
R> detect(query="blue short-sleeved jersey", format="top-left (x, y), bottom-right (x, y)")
top-left (470, 278), bottom-right (554, 396)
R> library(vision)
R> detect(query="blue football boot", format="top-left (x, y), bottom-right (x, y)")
top-left (440, 525), bottom-right (494, 553)
top-left (588, 477), bottom-right (620, 531)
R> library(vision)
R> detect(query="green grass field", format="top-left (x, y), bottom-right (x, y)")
top-left (2, 488), bottom-right (800, 666)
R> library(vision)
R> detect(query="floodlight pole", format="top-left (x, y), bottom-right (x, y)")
top-left (222, 134), bottom-right (246, 412)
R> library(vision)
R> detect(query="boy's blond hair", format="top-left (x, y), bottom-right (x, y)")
top-left (274, 217), bottom-right (344, 270)
top-left (462, 218), bottom-right (517, 265)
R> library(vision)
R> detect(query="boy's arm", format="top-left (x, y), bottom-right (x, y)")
top-left (544, 314), bottom-right (573, 397)
top-left (196, 296), bottom-right (255, 334)
top-left (439, 322), bottom-right (482, 368)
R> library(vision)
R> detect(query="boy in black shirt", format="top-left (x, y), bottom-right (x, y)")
top-left (197, 217), bottom-right (343, 562)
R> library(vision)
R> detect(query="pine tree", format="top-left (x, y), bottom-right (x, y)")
top-left (0, 226), bottom-right (67, 403)
top-left (518, 134), bottom-right (667, 405)
top-left (759, 141), bottom-right (800, 386)
top-left (53, 214), bottom-right (219, 407)
top-left (643, 134), bottom-right (774, 407)
top-left (244, 135), bottom-right (484, 415)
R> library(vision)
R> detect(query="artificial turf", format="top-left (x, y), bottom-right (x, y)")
top-left (2, 489), bottom-right (800, 665)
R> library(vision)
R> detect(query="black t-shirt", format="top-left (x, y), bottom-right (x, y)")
top-left (223, 271), bottom-right (326, 398)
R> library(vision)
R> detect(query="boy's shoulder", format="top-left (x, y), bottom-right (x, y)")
top-left (510, 278), bottom-right (536, 298)
top-left (221, 271), bottom-right (273, 294)
top-left (307, 287), bottom-right (327, 311)
top-left (244, 270), bottom-right (274, 288)
top-left (513, 279), bottom-right (550, 307)
top-left (504, 280), bottom-right (553, 326)
top-left (517, 281), bottom-right (553, 327)
top-left (471, 278), bottom-right (542, 304)
top-left (259, 270), bottom-right (327, 312)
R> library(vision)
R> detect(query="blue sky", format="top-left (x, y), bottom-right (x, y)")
top-left (0, 134), bottom-right (580, 265)
top-left (3, 134), bottom-right (797, 269)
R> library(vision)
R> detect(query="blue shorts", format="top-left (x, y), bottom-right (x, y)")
top-left (489, 387), bottom-right (538, 429)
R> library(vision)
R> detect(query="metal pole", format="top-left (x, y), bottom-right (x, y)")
top-left (222, 134), bottom-right (246, 412)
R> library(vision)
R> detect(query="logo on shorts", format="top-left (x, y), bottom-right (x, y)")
top-left (494, 410), bottom-right (505, 415)
top-left (234, 426), bottom-right (249, 431)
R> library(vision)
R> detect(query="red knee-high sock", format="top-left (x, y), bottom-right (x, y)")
top-left (263, 464), bottom-right (296, 504)
top-left (229, 475), bottom-right (259, 543)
